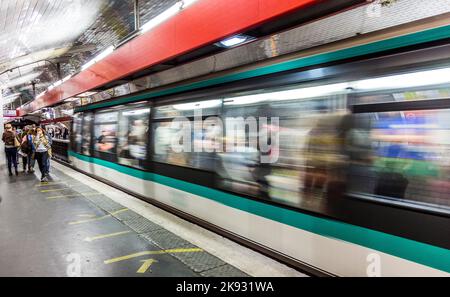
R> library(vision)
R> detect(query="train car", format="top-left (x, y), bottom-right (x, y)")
top-left (67, 22), bottom-right (450, 276)
top-left (41, 117), bottom-right (72, 162)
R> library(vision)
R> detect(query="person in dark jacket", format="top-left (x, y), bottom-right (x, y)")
top-left (2, 123), bottom-right (19, 176)
top-left (19, 126), bottom-right (29, 172)
top-left (21, 127), bottom-right (36, 173)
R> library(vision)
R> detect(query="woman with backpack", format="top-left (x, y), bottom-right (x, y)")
top-left (21, 127), bottom-right (36, 173)
top-left (18, 126), bottom-right (29, 172)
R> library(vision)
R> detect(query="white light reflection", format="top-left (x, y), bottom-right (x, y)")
top-left (140, 0), bottom-right (199, 33)
top-left (173, 99), bottom-right (222, 110)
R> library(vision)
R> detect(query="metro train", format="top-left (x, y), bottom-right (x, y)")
top-left (67, 25), bottom-right (450, 276)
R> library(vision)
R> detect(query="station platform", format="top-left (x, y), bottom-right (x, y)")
top-left (0, 156), bottom-right (305, 277)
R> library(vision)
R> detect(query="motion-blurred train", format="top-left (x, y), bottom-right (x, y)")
top-left (67, 20), bottom-right (450, 276)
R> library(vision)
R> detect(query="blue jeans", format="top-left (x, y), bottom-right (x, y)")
top-left (46, 155), bottom-right (51, 173)
top-left (27, 153), bottom-right (35, 171)
top-left (34, 151), bottom-right (49, 178)
top-left (5, 147), bottom-right (18, 173)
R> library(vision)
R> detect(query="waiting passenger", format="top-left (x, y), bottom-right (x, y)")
top-left (18, 126), bottom-right (30, 172)
top-left (21, 127), bottom-right (36, 173)
top-left (2, 123), bottom-right (20, 176)
top-left (33, 127), bottom-right (52, 182)
top-left (44, 128), bottom-right (53, 174)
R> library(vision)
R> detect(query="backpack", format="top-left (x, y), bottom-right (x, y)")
top-left (20, 136), bottom-right (30, 154)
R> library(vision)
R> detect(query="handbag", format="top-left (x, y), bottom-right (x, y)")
top-left (14, 136), bottom-right (20, 148)
top-left (20, 139), bottom-right (30, 154)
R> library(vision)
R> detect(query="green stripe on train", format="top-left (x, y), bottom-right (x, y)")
top-left (76, 24), bottom-right (450, 113)
top-left (69, 150), bottom-right (450, 273)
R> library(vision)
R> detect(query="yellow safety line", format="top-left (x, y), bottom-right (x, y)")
top-left (136, 259), bottom-right (158, 273)
top-left (68, 209), bottom-right (128, 225)
top-left (46, 192), bottom-right (101, 200)
top-left (77, 214), bottom-right (97, 218)
top-left (84, 231), bottom-right (131, 242)
top-left (68, 214), bottom-right (112, 225)
top-left (104, 248), bottom-right (204, 264)
top-left (110, 208), bottom-right (129, 215)
top-left (40, 188), bottom-right (70, 193)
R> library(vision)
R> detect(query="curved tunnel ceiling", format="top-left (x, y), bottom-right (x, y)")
top-left (0, 0), bottom-right (178, 109)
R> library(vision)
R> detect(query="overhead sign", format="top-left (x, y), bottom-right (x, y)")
top-left (3, 110), bottom-right (17, 117)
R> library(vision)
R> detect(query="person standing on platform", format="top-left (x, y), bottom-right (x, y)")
top-left (2, 123), bottom-right (20, 176)
top-left (21, 127), bottom-right (36, 173)
top-left (19, 126), bottom-right (29, 172)
top-left (12, 126), bottom-right (20, 167)
top-left (33, 127), bottom-right (52, 182)
top-left (45, 128), bottom-right (53, 174)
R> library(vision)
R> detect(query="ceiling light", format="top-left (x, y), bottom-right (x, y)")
top-left (224, 83), bottom-right (349, 105)
top-left (140, 0), bottom-right (199, 33)
top-left (217, 35), bottom-right (254, 48)
top-left (225, 67), bottom-right (450, 106)
top-left (180, 0), bottom-right (198, 8)
top-left (36, 91), bottom-right (46, 98)
top-left (223, 94), bottom-right (266, 106)
top-left (140, 4), bottom-right (180, 33)
top-left (270, 83), bottom-right (350, 101)
top-left (173, 99), bottom-right (222, 110)
top-left (122, 108), bottom-right (151, 116)
top-left (62, 75), bottom-right (72, 82)
top-left (48, 79), bottom-right (64, 91)
top-left (64, 98), bottom-right (79, 103)
top-left (61, 109), bottom-right (74, 116)
top-left (76, 91), bottom-right (97, 97)
top-left (352, 67), bottom-right (450, 91)
top-left (81, 46), bottom-right (114, 71)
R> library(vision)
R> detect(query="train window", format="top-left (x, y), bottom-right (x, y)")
top-left (117, 106), bottom-right (150, 169)
top-left (347, 109), bottom-right (450, 210)
top-left (45, 122), bottom-right (70, 140)
top-left (214, 71), bottom-right (450, 212)
top-left (218, 94), bottom-right (349, 207)
top-left (71, 113), bottom-right (83, 153)
top-left (152, 99), bottom-right (222, 171)
top-left (93, 111), bottom-right (118, 158)
top-left (153, 121), bottom-right (187, 166)
top-left (81, 112), bottom-right (93, 156)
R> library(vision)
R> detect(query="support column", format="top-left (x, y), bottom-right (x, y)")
top-left (0, 89), bottom-right (3, 136)
top-left (134, 0), bottom-right (140, 31)
top-left (0, 89), bottom-right (4, 159)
